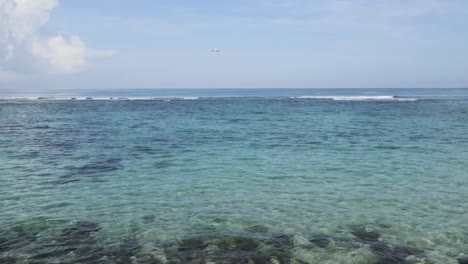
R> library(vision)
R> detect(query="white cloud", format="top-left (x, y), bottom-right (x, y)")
top-left (0, 0), bottom-right (116, 78)
top-left (1, 0), bottom-right (58, 40)
top-left (31, 35), bottom-right (86, 74)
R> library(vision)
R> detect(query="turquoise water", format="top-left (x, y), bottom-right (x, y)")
top-left (1, 89), bottom-right (468, 263)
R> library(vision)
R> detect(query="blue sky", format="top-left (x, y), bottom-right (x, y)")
top-left (1, 0), bottom-right (468, 89)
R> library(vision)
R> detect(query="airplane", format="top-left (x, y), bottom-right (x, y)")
top-left (211, 49), bottom-right (221, 53)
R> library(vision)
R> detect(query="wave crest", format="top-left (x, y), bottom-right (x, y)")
top-left (291, 95), bottom-right (417, 101)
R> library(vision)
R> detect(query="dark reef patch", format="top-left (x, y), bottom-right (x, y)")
top-left (31, 221), bottom-right (141, 264)
top-left (212, 217), bottom-right (227, 224)
top-left (31, 125), bottom-right (50, 130)
top-left (0, 221), bottom-right (52, 253)
top-left (73, 158), bottom-right (122, 175)
top-left (0, 220), bottom-right (442, 264)
top-left (347, 225), bottom-right (429, 263)
top-left (178, 237), bottom-right (210, 252)
top-left (0, 235), bottom-right (36, 253)
top-left (104, 237), bottom-right (143, 264)
top-left (213, 235), bottom-right (291, 264)
top-left (55, 158), bottom-right (123, 184)
top-left (143, 215), bottom-right (156, 224)
top-left (164, 233), bottom-right (295, 264)
top-left (351, 225), bottom-right (381, 243)
top-left (459, 256), bottom-right (468, 264)
top-left (165, 237), bottom-right (210, 264)
top-left (0, 234), bottom-right (36, 252)
top-left (370, 241), bottom-right (426, 264)
top-left (34, 221), bottom-right (104, 260)
top-left (0, 256), bottom-right (16, 264)
top-left (246, 225), bottom-right (269, 234)
top-left (49, 178), bottom-right (81, 185)
top-left (0, 220), bottom-right (105, 263)
top-left (154, 160), bottom-right (175, 169)
top-left (309, 235), bottom-right (332, 248)
top-left (217, 236), bottom-right (260, 251)
top-left (269, 234), bottom-right (294, 249)
top-left (133, 146), bottom-right (157, 154)
top-left (60, 221), bottom-right (101, 241)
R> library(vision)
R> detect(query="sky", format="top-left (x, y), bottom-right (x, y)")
top-left (1, 0), bottom-right (468, 90)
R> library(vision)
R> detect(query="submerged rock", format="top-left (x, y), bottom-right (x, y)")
top-left (0, 221), bottom-right (51, 253)
top-left (217, 237), bottom-right (260, 251)
top-left (269, 234), bottom-right (294, 249)
top-left (459, 256), bottom-right (468, 264)
top-left (133, 146), bottom-right (156, 154)
top-left (123, 237), bottom-right (142, 255)
top-left (57, 158), bottom-right (123, 184)
top-left (265, 250), bottom-right (292, 264)
top-left (210, 248), bottom-right (288, 264)
top-left (247, 225), bottom-right (269, 234)
top-left (0, 256), bottom-right (16, 264)
top-left (178, 237), bottom-right (210, 252)
top-left (0, 235), bottom-right (36, 253)
top-left (309, 235), bottom-right (332, 248)
top-left (167, 234), bottom-right (294, 264)
top-left (264, 234), bottom-right (294, 264)
top-left (75, 158), bottom-right (122, 175)
top-left (178, 254), bottom-right (207, 264)
top-left (31, 247), bottom-right (66, 260)
top-left (168, 237), bottom-right (210, 264)
top-left (27, 221), bottom-right (102, 262)
top-left (154, 160), bottom-right (174, 169)
top-left (32, 240), bottom-right (106, 263)
top-left (351, 225), bottom-right (381, 243)
top-left (210, 252), bottom-right (269, 264)
top-left (212, 217), bottom-right (227, 224)
top-left (31, 238), bottom-right (105, 263)
top-left (34, 234), bottom-right (142, 264)
top-left (134, 254), bottom-right (163, 264)
top-left (105, 237), bottom-right (142, 264)
top-left (61, 221), bottom-right (100, 241)
top-left (50, 178), bottom-right (81, 185)
top-left (370, 241), bottom-right (425, 264)
top-left (143, 215), bottom-right (156, 224)
top-left (0, 238), bottom-right (7, 252)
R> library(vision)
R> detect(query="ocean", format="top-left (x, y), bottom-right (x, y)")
top-left (0, 88), bottom-right (467, 264)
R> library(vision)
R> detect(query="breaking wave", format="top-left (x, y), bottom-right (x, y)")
top-left (291, 95), bottom-right (418, 101)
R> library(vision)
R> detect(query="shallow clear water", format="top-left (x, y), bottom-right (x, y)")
top-left (1, 89), bottom-right (468, 263)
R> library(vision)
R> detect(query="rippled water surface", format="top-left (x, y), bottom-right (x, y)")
top-left (1, 90), bottom-right (468, 263)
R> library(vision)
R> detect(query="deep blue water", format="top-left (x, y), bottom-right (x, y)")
top-left (0, 89), bottom-right (467, 263)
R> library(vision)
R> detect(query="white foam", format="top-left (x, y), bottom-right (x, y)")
top-left (126, 96), bottom-right (200, 101)
top-left (291, 95), bottom-right (418, 101)
top-left (180, 96), bottom-right (199, 100)
top-left (3, 97), bottom-right (39, 100)
top-left (0, 95), bottom-right (420, 101)
top-left (150, 96), bottom-right (199, 101)
top-left (0, 96), bottom-right (201, 101)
